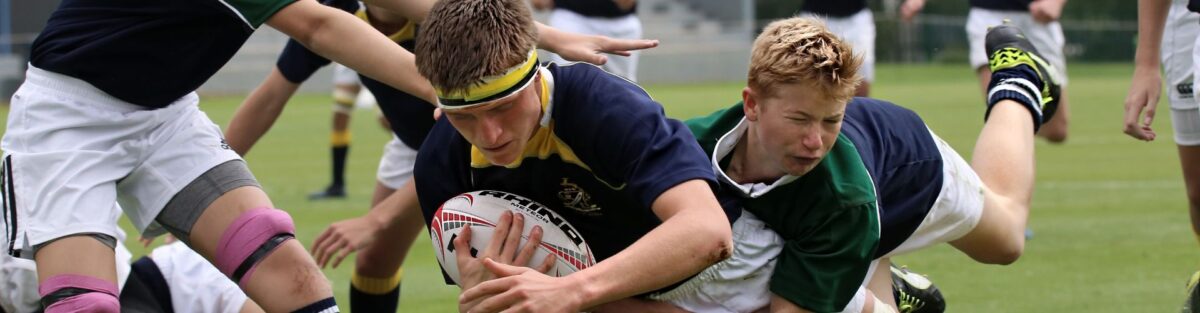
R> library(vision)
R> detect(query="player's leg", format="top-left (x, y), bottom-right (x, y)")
top-left (34, 237), bottom-right (121, 312)
top-left (864, 259), bottom-right (898, 313)
top-left (185, 186), bottom-right (335, 312)
top-left (311, 64), bottom-right (361, 200)
top-left (135, 240), bottom-right (264, 313)
top-left (351, 138), bottom-right (421, 312)
top-left (950, 23), bottom-right (1061, 264)
top-left (1021, 17), bottom-right (1070, 143)
top-left (2, 66), bottom-right (149, 312)
top-left (124, 98), bottom-right (336, 312)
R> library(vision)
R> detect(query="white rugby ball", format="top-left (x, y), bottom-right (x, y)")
top-left (429, 190), bottom-right (596, 286)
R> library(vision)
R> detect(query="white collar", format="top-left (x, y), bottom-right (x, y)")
top-left (712, 117), bottom-right (798, 198)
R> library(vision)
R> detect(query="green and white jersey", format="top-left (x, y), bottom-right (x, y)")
top-left (687, 102), bottom-right (881, 312)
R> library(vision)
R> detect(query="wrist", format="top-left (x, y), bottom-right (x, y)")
top-left (570, 269), bottom-right (603, 309)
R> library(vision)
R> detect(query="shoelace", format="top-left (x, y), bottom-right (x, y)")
top-left (896, 290), bottom-right (925, 313)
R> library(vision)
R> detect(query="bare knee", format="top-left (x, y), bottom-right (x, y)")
top-left (970, 237), bottom-right (1024, 265)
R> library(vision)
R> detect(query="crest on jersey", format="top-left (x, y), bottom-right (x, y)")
top-left (558, 178), bottom-right (601, 215)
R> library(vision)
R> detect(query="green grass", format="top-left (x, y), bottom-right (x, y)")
top-left (5, 63), bottom-right (1197, 312)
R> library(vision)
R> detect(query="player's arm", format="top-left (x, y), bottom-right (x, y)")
top-left (899, 0), bottom-right (927, 23)
top-left (1028, 0), bottom-right (1067, 23)
top-left (363, 0), bottom-right (657, 66)
top-left (225, 68), bottom-right (300, 156)
top-left (460, 180), bottom-right (733, 312)
top-left (535, 23), bottom-right (658, 66)
top-left (266, 0), bottom-right (437, 104)
top-left (576, 179), bottom-right (732, 308)
top-left (1124, 0), bottom-right (1171, 141)
top-left (613, 0), bottom-right (636, 11)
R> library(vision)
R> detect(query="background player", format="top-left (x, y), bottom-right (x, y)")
top-left (308, 63), bottom-right (375, 200)
top-left (901, 0), bottom-right (1071, 143)
top-left (798, 0), bottom-right (875, 97)
top-left (1122, 0), bottom-right (1200, 310)
top-left (531, 0), bottom-right (642, 81)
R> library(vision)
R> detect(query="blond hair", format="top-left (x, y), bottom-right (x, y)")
top-left (748, 17), bottom-right (862, 103)
top-left (415, 0), bottom-right (538, 94)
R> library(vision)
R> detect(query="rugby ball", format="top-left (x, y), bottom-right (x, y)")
top-left (429, 190), bottom-right (595, 286)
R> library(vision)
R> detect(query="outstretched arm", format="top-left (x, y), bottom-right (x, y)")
top-left (1123, 0), bottom-right (1170, 141)
top-left (225, 68), bottom-right (300, 156)
top-left (266, 0), bottom-right (437, 104)
top-left (536, 23), bottom-right (659, 66)
top-left (311, 180), bottom-right (424, 268)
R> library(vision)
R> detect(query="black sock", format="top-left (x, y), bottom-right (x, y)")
top-left (292, 297), bottom-right (339, 313)
top-left (331, 145), bottom-right (349, 188)
top-left (350, 282), bottom-right (400, 313)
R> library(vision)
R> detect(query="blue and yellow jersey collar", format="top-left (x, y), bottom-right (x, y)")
top-left (355, 6), bottom-right (416, 42)
top-left (469, 66), bottom-right (577, 169)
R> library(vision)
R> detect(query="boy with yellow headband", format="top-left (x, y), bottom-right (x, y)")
top-left (309, 0), bottom-right (735, 311)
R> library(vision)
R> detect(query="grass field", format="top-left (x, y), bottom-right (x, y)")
top-left (5, 63), bottom-right (1197, 312)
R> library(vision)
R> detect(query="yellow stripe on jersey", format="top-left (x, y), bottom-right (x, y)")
top-left (355, 8), bottom-right (416, 42)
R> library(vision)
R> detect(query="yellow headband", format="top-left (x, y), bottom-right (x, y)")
top-left (435, 49), bottom-right (539, 110)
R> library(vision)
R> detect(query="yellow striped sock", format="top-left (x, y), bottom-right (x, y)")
top-left (351, 269), bottom-right (403, 295)
top-left (331, 130), bottom-right (352, 146)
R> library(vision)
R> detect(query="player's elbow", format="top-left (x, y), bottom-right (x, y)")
top-left (697, 221), bottom-right (734, 265)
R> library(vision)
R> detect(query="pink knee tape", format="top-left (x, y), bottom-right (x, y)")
top-left (38, 274), bottom-right (119, 313)
top-left (215, 207), bottom-right (295, 284)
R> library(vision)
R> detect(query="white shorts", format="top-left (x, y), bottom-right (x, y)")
top-left (546, 9), bottom-right (642, 82)
top-left (886, 130), bottom-right (985, 257)
top-left (332, 63), bottom-right (360, 86)
top-left (653, 211), bottom-right (781, 313)
top-left (1166, 0), bottom-right (1200, 145)
top-left (966, 8), bottom-right (1068, 85)
top-left (800, 9), bottom-right (876, 82)
top-left (1, 66), bottom-right (242, 256)
top-left (150, 241), bottom-right (248, 313)
top-left (376, 136), bottom-right (418, 189)
top-left (655, 211), bottom-right (879, 313)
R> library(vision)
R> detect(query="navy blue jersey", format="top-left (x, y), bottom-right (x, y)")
top-left (416, 64), bottom-right (727, 284)
top-left (970, 0), bottom-right (1032, 11)
top-left (840, 98), bottom-right (942, 257)
top-left (801, 0), bottom-right (868, 18)
top-left (274, 0), bottom-right (431, 148)
top-left (554, 0), bottom-right (636, 18)
top-left (31, 0), bottom-right (296, 108)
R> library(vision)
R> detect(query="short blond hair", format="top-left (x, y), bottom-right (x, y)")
top-left (748, 17), bottom-right (861, 103)
top-left (415, 0), bottom-right (538, 94)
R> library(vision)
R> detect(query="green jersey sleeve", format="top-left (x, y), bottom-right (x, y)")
top-left (220, 0), bottom-right (297, 29)
top-left (768, 201), bottom-right (879, 312)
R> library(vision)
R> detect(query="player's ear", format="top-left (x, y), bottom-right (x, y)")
top-left (743, 86), bottom-right (760, 122)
